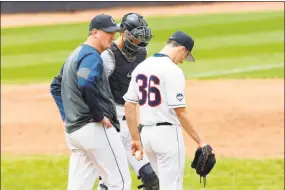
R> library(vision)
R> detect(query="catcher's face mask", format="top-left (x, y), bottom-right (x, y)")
top-left (122, 26), bottom-right (153, 61)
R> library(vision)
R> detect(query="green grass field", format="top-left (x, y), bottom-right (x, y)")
top-left (1, 155), bottom-right (284, 190)
top-left (1, 11), bottom-right (284, 83)
top-left (1, 11), bottom-right (284, 190)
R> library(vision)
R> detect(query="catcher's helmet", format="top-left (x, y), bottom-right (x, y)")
top-left (120, 13), bottom-right (153, 61)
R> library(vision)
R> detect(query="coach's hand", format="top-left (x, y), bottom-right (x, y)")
top-left (100, 116), bottom-right (112, 128)
top-left (131, 140), bottom-right (143, 159)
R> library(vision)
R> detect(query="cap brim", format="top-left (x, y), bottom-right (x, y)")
top-left (184, 52), bottom-right (195, 62)
top-left (101, 25), bottom-right (123, 32)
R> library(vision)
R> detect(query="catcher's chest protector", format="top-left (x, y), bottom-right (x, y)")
top-left (108, 43), bottom-right (146, 105)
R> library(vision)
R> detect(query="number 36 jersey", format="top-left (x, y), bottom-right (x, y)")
top-left (123, 53), bottom-right (186, 125)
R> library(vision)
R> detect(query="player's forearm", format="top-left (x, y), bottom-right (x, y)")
top-left (125, 102), bottom-right (140, 141)
top-left (176, 109), bottom-right (204, 146)
top-left (180, 117), bottom-right (203, 145)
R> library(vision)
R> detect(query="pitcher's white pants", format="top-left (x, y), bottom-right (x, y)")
top-left (141, 124), bottom-right (185, 190)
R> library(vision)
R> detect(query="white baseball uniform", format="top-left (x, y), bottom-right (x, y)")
top-left (123, 53), bottom-right (186, 190)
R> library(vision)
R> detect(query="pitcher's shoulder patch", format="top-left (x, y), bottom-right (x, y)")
top-left (176, 93), bottom-right (184, 102)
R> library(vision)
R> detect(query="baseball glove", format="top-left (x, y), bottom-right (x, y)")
top-left (191, 144), bottom-right (216, 187)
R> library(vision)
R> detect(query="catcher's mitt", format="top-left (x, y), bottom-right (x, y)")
top-left (191, 144), bottom-right (216, 187)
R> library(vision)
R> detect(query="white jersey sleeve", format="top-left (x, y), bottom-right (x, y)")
top-left (101, 49), bottom-right (115, 77)
top-left (165, 68), bottom-right (186, 108)
top-left (123, 72), bottom-right (138, 104)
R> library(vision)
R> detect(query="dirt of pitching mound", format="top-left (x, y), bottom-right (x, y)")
top-left (1, 80), bottom-right (284, 159)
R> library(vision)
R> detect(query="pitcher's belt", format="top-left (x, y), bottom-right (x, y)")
top-left (122, 116), bottom-right (172, 126)
top-left (143, 122), bottom-right (172, 126)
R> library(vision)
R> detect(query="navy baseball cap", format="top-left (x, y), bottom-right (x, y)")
top-left (169, 31), bottom-right (195, 62)
top-left (89, 14), bottom-right (122, 33)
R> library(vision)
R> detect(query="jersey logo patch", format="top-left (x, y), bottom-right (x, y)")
top-left (111, 17), bottom-right (116, 24)
top-left (77, 67), bottom-right (91, 79)
top-left (176, 93), bottom-right (184, 102)
top-left (127, 72), bottom-right (132, 78)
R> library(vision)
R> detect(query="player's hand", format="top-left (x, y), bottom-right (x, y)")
top-left (198, 142), bottom-right (215, 154)
top-left (198, 142), bottom-right (207, 148)
top-left (131, 140), bottom-right (143, 158)
top-left (100, 116), bottom-right (112, 128)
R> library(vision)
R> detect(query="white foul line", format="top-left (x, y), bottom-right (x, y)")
top-left (188, 63), bottom-right (284, 78)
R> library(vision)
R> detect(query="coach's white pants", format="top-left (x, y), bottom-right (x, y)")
top-left (65, 122), bottom-right (131, 190)
top-left (141, 124), bottom-right (185, 190)
top-left (116, 105), bottom-right (150, 175)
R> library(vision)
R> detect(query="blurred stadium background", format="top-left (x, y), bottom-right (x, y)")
top-left (1, 1), bottom-right (207, 13)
